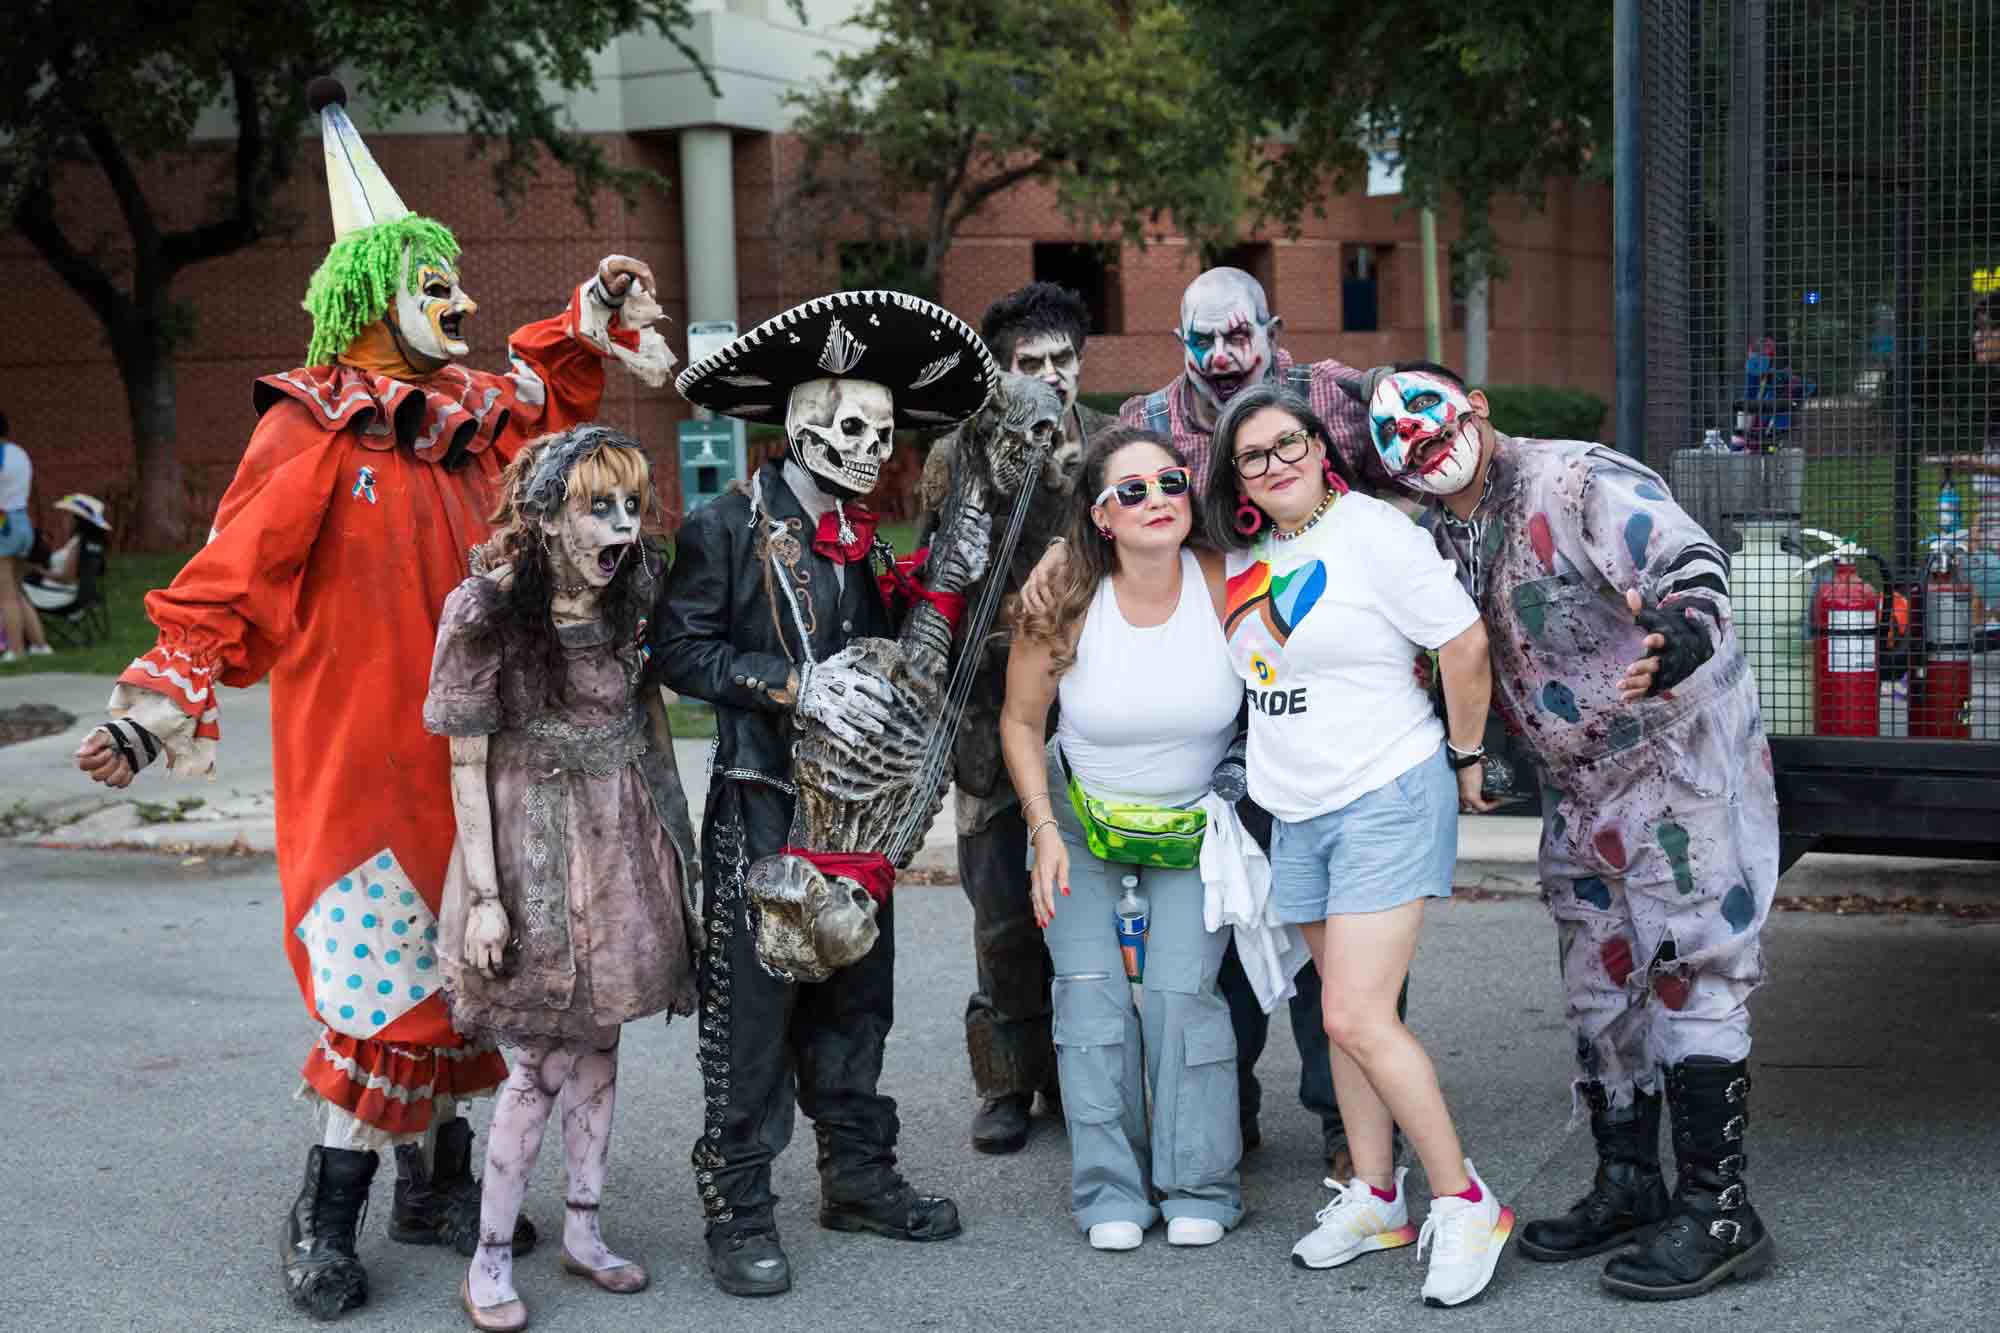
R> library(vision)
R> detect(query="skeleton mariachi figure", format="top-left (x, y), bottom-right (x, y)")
top-left (1356, 362), bottom-right (1779, 1301)
top-left (70, 80), bottom-right (675, 1320)
top-left (653, 292), bottom-right (999, 1297)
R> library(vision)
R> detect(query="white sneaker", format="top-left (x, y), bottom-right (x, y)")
top-left (1088, 1221), bottom-right (1143, 1251)
top-left (1291, 1167), bottom-right (1416, 1270)
top-left (1418, 1158), bottom-right (1513, 1307)
top-left (1166, 1217), bottom-right (1224, 1247)
top-left (0, 650), bottom-right (18, 664)
top-left (27, 644), bottom-right (53, 656)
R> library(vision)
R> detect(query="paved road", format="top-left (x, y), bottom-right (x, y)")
top-left (4, 846), bottom-right (1996, 1332)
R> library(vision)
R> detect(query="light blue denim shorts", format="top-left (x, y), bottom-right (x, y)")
top-left (0, 509), bottom-right (31, 559)
top-left (1267, 746), bottom-right (1457, 923)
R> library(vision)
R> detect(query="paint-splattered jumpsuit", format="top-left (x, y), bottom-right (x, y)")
top-left (1433, 435), bottom-right (1778, 1109)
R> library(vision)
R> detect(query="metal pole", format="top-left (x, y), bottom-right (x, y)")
top-left (1420, 207), bottom-right (1443, 362)
top-left (1614, 0), bottom-right (1644, 456)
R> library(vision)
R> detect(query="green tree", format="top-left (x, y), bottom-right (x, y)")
top-left (0, 1), bottom-right (709, 547)
top-left (1182, 1), bottom-right (1613, 285)
top-left (781, 0), bottom-right (1249, 294)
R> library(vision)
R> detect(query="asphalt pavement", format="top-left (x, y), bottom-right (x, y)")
top-left (3, 843), bottom-right (1995, 1333)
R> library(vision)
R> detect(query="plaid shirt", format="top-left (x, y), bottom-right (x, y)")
top-left (1117, 350), bottom-right (1392, 497)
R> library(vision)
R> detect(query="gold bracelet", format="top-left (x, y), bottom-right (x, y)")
top-left (1027, 817), bottom-right (1058, 843)
top-left (1020, 792), bottom-right (1054, 811)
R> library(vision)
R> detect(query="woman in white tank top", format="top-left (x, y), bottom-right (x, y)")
top-left (1001, 427), bottom-right (1245, 1253)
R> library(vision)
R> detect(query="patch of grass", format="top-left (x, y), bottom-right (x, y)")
top-left (667, 700), bottom-right (716, 739)
top-left (2, 549), bottom-right (197, 677)
top-left (134, 796), bottom-right (206, 825)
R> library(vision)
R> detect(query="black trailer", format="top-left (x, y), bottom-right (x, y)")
top-left (1623, 0), bottom-right (2000, 869)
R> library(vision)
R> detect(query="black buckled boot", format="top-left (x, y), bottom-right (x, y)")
top-left (387, 1118), bottom-right (537, 1257)
top-left (280, 1146), bottom-right (377, 1321)
top-left (1601, 1057), bottom-right (1776, 1300)
top-left (1518, 1082), bottom-right (1669, 1261)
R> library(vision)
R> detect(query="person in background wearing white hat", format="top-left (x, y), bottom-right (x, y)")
top-left (70, 78), bottom-right (674, 1324)
top-left (27, 491), bottom-right (111, 598)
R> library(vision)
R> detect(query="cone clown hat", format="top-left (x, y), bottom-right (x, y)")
top-left (299, 78), bottom-right (462, 366)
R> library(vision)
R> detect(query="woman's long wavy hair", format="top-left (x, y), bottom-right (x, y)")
top-left (1010, 425), bottom-right (1196, 676)
top-left (482, 427), bottom-right (659, 711)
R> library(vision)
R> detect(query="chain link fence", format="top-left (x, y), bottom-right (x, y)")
top-left (1643, 0), bottom-right (1998, 743)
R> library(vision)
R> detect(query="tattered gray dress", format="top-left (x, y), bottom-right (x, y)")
top-left (424, 573), bottom-right (699, 1045)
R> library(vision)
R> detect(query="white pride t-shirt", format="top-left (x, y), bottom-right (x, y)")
top-left (1222, 492), bottom-right (1480, 822)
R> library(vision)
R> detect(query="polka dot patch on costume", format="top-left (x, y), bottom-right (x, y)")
top-left (300, 848), bottom-right (442, 1042)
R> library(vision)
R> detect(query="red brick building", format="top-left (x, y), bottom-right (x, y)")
top-left (0, 16), bottom-right (1609, 544)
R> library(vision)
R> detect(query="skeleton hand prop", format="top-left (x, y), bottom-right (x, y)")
top-left (795, 645), bottom-right (898, 748)
top-left (464, 898), bottom-right (510, 978)
top-left (1209, 760), bottom-right (1248, 804)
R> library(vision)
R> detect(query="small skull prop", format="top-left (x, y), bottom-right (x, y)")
top-left (745, 853), bottom-right (881, 982)
top-left (987, 372), bottom-right (1063, 497)
top-left (787, 377), bottom-right (896, 497)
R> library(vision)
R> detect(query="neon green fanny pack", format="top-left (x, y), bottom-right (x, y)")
top-left (1061, 750), bottom-right (1207, 870)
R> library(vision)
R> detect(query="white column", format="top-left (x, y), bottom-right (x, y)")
top-left (678, 127), bottom-right (738, 326)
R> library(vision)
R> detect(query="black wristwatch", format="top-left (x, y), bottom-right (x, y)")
top-left (1445, 742), bottom-right (1487, 771)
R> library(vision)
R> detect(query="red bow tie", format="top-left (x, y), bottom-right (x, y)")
top-left (813, 505), bottom-right (880, 565)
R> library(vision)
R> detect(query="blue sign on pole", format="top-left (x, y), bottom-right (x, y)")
top-left (678, 418), bottom-right (745, 512)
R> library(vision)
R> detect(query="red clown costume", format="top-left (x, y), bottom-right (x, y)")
top-left (84, 79), bottom-right (673, 1319)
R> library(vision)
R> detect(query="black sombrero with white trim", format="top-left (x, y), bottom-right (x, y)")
top-left (675, 290), bottom-right (998, 429)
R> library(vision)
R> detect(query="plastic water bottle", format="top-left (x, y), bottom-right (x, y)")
top-left (1939, 468), bottom-right (1962, 537)
top-left (1114, 877), bottom-right (1148, 984)
top-left (1703, 427), bottom-right (1727, 451)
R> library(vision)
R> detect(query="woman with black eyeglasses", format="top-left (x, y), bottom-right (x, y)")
top-left (1202, 384), bottom-right (1512, 1308)
top-left (1000, 426), bottom-right (1246, 1253)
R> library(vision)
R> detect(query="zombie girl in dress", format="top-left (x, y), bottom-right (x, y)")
top-left (423, 426), bottom-right (700, 1331)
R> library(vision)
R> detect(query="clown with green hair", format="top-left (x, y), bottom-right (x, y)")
top-left (73, 77), bottom-right (676, 1322)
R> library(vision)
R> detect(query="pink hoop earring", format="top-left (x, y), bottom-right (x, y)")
top-left (1324, 457), bottom-right (1350, 495)
top-left (1234, 496), bottom-right (1264, 536)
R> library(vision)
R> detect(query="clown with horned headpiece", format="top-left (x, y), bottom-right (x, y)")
top-left (73, 78), bottom-right (677, 1321)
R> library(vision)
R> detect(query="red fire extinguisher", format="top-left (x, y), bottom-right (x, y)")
top-left (1911, 547), bottom-right (1973, 738)
top-left (1814, 556), bottom-right (1880, 736)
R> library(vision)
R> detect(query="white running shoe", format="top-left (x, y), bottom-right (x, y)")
top-left (0, 650), bottom-right (18, 664)
top-left (1166, 1217), bottom-right (1224, 1247)
top-left (1418, 1158), bottom-right (1513, 1307)
top-left (1291, 1167), bottom-right (1417, 1270)
top-left (1088, 1221), bottom-right (1143, 1251)
top-left (27, 644), bottom-right (54, 656)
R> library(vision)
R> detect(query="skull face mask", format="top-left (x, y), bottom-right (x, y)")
top-left (392, 243), bottom-right (476, 367)
top-left (745, 853), bottom-right (881, 983)
top-left (1368, 369), bottom-right (1485, 497)
top-left (786, 377), bottom-right (895, 498)
top-left (986, 373), bottom-right (1063, 497)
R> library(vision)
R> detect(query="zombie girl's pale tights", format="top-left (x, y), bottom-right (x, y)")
top-left (466, 1036), bottom-right (627, 1307)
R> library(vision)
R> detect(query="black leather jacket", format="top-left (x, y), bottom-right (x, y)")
top-left (650, 461), bottom-right (894, 790)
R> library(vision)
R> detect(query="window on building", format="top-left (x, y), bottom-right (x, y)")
top-left (1342, 243), bottom-right (1389, 332)
top-left (839, 241), bottom-right (935, 301)
top-left (1032, 243), bottom-right (1122, 335)
top-left (1202, 242), bottom-right (1276, 305)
